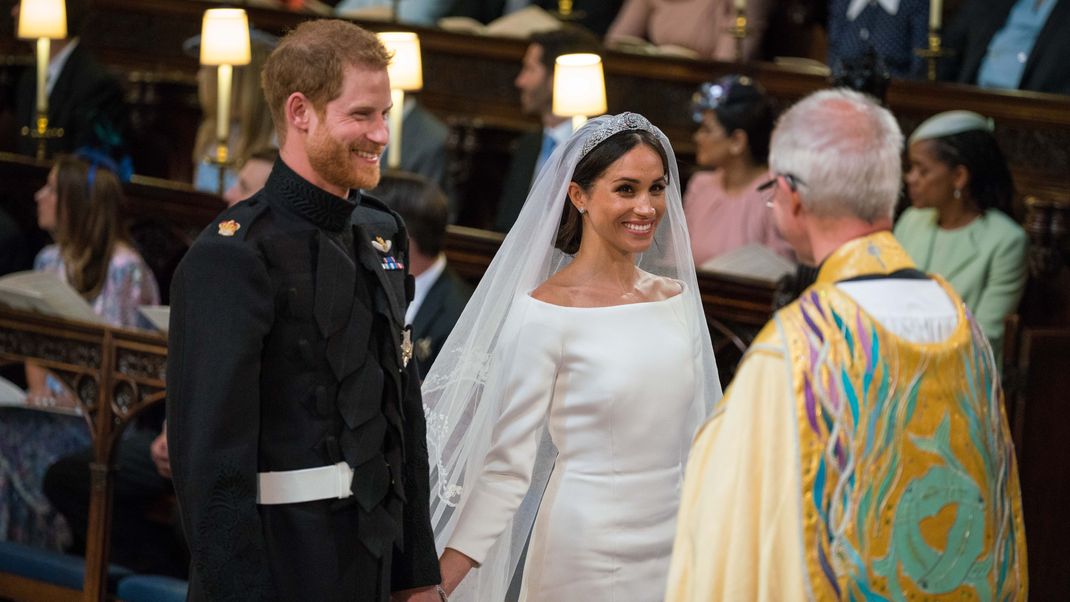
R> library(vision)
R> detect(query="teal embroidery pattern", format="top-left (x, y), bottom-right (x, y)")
top-left (791, 288), bottom-right (1023, 600)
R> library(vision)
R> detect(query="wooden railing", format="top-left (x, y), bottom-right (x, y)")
top-left (0, 308), bottom-right (168, 602)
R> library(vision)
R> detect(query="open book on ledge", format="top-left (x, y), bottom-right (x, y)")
top-left (0, 271), bottom-right (105, 325)
top-left (437, 6), bottom-right (562, 38)
top-left (699, 244), bottom-right (796, 285)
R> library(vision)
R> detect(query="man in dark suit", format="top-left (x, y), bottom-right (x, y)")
top-left (13, 0), bottom-right (126, 158)
top-left (167, 20), bottom-right (440, 602)
top-left (493, 26), bottom-right (601, 233)
top-left (399, 98), bottom-right (459, 219)
top-left (941, 0), bottom-right (1069, 94)
top-left (372, 171), bottom-right (473, 380)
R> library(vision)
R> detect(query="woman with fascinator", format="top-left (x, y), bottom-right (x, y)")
top-left (423, 113), bottom-right (722, 601)
top-left (685, 75), bottom-right (793, 266)
top-left (896, 110), bottom-right (1027, 362)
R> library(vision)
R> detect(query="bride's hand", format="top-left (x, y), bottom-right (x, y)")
top-left (438, 548), bottom-right (478, 595)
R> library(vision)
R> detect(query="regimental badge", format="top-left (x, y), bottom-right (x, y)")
top-left (371, 236), bottom-right (392, 254)
top-left (401, 327), bottom-right (413, 368)
top-left (217, 220), bottom-right (241, 236)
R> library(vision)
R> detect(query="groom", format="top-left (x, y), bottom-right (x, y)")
top-left (167, 20), bottom-right (441, 601)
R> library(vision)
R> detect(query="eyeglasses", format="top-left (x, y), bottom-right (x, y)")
top-left (757, 173), bottom-right (806, 207)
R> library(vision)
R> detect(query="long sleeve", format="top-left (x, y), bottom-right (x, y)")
top-left (166, 236), bottom-right (276, 600)
top-left (665, 339), bottom-right (808, 602)
top-left (393, 306), bottom-right (444, 590)
top-left (973, 224), bottom-right (1027, 355)
top-left (445, 308), bottom-right (561, 565)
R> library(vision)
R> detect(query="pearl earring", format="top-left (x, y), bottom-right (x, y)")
top-left (953, 188), bottom-right (962, 200)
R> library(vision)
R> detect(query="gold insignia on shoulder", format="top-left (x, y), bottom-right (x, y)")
top-left (371, 236), bottom-right (392, 254)
top-left (218, 220), bottom-right (241, 237)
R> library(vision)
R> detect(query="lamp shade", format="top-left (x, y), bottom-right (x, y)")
top-left (379, 32), bottom-right (423, 91)
top-left (17, 0), bottom-right (66, 40)
top-left (199, 8), bottom-right (251, 66)
top-left (552, 53), bottom-right (607, 117)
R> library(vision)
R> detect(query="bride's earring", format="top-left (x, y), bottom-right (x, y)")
top-left (577, 206), bottom-right (586, 215)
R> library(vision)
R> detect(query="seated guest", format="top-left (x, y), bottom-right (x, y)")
top-left (494, 26), bottom-right (601, 233)
top-left (223, 146), bottom-right (278, 207)
top-left (13, 0), bottom-right (127, 158)
top-left (0, 155), bottom-right (160, 550)
top-left (896, 110), bottom-right (1027, 359)
top-left (684, 75), bottom-right (793, 266)
top-left (30, 156), bottom-right (160, 328)
top-left (942, 0), bottom-right (1069, 94)
top-left (44, 418), bottom-right (186, 577)
top-left (371, 171), bottom-right (473, 379)
top-left (827, 0), bottom-right (929, 78)
top-left (606, 0), bottom-right (771, 61)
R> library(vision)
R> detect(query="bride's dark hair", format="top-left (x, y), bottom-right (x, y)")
top-left (555, 129), bottom-right (668, 254)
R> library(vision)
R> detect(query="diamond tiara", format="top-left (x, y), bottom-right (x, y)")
top-left (579, 113), bottom-right (657, 158)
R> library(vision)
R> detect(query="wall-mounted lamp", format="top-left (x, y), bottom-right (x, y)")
top-left (378, 31), bottom-right (423, 170)
top-left (17, 0), bottom-right (67, 160)
top-left (200, 8), bottom-right (251, 194)
top-left (552, 53), bottom-right (606, 131)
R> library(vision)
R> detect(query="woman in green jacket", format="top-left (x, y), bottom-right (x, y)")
top-left (896, 110), bottom-right (1027, 361)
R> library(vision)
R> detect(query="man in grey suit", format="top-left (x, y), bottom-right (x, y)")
top-left (398, 98), bottom-right (458, 220)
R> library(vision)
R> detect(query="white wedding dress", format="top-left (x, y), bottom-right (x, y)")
top-left (447, 291), bottom-right (701, 601)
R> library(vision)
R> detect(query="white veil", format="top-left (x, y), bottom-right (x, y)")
top-left (422, 113), bottom-right (722, 601)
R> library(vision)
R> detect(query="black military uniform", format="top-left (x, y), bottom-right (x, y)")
top-left (166, 159), bottom-right (440, 601)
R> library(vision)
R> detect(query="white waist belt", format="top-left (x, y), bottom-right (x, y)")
top-left (256, 461), bottom-right (354, 505)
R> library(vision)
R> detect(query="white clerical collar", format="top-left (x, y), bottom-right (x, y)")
top-left (847, 0), bottom-right (899, 20)
top-left (406, 253), bottom-right (447, 326)
top-left (47, 37), bottom-right (79, 98)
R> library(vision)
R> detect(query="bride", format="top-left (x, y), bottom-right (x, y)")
top-left (422, 113), bottom-right (722, 601)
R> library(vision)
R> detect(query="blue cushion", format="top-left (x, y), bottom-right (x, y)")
top-left (0, 540), bottom-right (133, 592)
top-left (117, 574), bottom-right (189, 602)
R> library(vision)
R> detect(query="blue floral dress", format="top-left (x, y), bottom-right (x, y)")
top-left (0, 242), bottom-right (159, 549)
